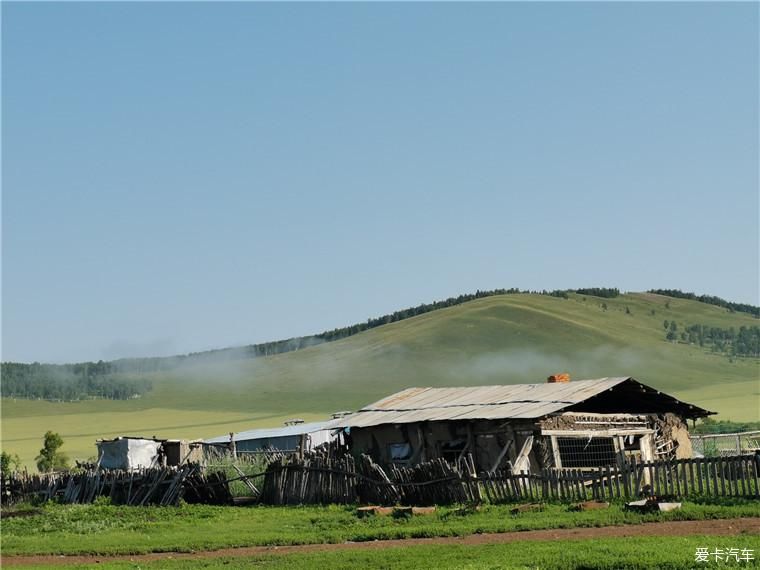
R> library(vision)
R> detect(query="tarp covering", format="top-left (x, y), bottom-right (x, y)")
top-left (97, 438), bottom-right (162, 470)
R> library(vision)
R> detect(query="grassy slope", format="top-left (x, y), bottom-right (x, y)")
top-left (2, 292), bottom-right (758, 466)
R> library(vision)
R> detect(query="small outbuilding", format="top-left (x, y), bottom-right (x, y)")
top-left (96, 437), bottom-right (163, 470)
top-left (96, 437), bottom-right (202, 470)
top-left (333, 377), bottom-right (712, 473)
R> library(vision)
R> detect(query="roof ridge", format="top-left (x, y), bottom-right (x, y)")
top-left (363, 398), bottom-right (578, 413)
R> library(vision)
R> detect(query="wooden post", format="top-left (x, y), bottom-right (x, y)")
top-left (550, 436), bottom-right (562, 469)
top-left (299, 434), bottom-right (306, 460)
top-left (696, 457), bottom-right (704, 495)
top-left (639, 434), bottom-right (653, 487)
top-left (229, 433), bottom-right (237, 460)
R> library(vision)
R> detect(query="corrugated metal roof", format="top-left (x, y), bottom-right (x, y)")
top-left (204, 421), bottom-right (334, 444)
top-left (334, 377), bottom-right (639, 428)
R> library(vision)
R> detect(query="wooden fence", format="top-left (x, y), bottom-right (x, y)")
top-left (4, 454), bottom-right (758, 507)
top-left (257, 453), bottom-right (760, 506)
top-left (2, 465), bottom-right (232, 507)
top-left (480, 454), bottom-right (760, 504)
top-left (259, 454), bottom-right (359, 505)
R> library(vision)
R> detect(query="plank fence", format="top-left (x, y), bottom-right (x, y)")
top-left (259, 454), bottom-right (359, 505)
top-left (480, 454), bottom-right (760, 504)
top-left (3, 453), bottom-right (758, 507)
top-left (257, 453), bottom-right (760, 506)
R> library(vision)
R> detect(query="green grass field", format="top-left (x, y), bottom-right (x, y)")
top-left (2, 499), bottom-right (759, 556)
top-left (2, 292), bottom-right (758, 467)
top-left (25, 536), bottom-right (760, 570)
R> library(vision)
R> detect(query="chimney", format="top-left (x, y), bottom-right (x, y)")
top-left (547, 373), bottom-right (570, 383)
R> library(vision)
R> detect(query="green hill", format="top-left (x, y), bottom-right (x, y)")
top-left (2, 292), bottom-right (758, 467)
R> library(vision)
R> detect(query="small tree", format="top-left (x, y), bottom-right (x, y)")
top-left (1, 451), bottom-right (21, 477)
top-left (663, 320), bottom-right (669, 330)
top-left (35, 431), bottom-right (69, 472)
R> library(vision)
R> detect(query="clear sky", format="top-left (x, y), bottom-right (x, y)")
top-left (2, 2), bottom-right (758, 364)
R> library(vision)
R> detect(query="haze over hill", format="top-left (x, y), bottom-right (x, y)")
top-left (2, 291), bottom-right (758, 466)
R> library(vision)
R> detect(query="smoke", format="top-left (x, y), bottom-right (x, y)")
top-left (136, 341), bottom-right (646, 391)
top-left (435, 346), bottom-right (645, 385)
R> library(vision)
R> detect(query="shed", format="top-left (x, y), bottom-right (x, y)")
top-left (96, 437), bottom-right (163, 470)
top-left (162, 439), bottom-right (203, 466)
top-left (333, 377), bottom-right (712, 473)
top-left (204, 421), bottom-right (338, 455)
top-left (96, 437), bottom-right (203, 469)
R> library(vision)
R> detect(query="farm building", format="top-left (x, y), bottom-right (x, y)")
top-left (96, 437), bottom-right (202, 470)
top-left (204, 420), bottom-right (339, 456)
top-left (333, 377), bottom-right (712, 473)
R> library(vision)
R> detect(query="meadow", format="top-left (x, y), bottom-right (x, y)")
top-left (3, 292), bottom-right (758, 467)
top-left (22, 536), bottom-right (760, 570)
top-left (2, 499), bottom-right (759, 556)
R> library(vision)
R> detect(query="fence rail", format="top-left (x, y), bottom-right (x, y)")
top-left (690, 431), bottom-right (760, 457)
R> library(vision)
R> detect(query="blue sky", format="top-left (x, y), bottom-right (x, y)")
top-left (2, 3), bottom-right (758, 363)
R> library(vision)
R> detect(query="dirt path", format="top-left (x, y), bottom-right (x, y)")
top-left (4, 518), bottom-right (760, 566)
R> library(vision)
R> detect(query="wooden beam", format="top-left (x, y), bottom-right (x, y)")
top-left (490, 439), bottom-right (513, 473)
top-left (541, 429), bottom-right (654, 438)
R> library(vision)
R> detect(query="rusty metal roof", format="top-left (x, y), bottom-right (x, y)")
top-left (333, 377), bottom-right (710, 428)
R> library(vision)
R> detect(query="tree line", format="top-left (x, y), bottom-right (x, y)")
top-left (573, 287), bottom-right (620, 298)
top-left (1, 361), bottom-right (152, 401)
top-left (649, 289), bottom-right (759, 318)
top-left (663, 320), bottom-right (760, 357)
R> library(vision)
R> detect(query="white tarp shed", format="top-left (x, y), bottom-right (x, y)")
top-left (97, 437), bottom-right (162, 470)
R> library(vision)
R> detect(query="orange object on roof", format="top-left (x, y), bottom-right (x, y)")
top-left (547, 373), bottom-right (570, 383)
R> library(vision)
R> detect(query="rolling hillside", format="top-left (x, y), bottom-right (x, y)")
top-left (2, 292), bottom-right (758, 467)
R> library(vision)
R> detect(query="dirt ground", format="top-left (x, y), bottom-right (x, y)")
top-left (4, 517), bottom-right (759, 567)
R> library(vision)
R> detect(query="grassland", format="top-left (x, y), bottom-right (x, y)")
top-left (2, 292), bottom-right (758, 467)
top-left (2, 499), bottom-right (759, 556)
top-left (23, 536), bottom-right (760, 570)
